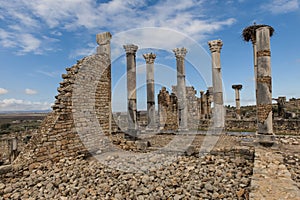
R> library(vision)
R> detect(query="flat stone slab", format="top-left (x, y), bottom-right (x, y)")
top-left (250, 147), bottom-right (300, 200)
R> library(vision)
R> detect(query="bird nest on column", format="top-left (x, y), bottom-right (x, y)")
top-left (242, 24), bottom-right (274, 42)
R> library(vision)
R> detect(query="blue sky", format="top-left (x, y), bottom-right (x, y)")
top-left (0, 0), bottom-right (299, 112)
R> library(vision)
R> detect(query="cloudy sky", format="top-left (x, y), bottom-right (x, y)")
top-left (0, 0), bottom-right (299, 112)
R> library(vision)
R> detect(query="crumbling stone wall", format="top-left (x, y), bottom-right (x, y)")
top-left (172, 86), bottom-right (200, 129)
top-left (13, 53), bottom-right (111, 169)
top-left (158, 87), bottom-right (178, 131)
top-left (225, 119), bottom-right (300, 134)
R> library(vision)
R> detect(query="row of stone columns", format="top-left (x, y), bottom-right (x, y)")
top-left (123, 41), bottom-right (226, 132)
top-left (98, 25), bottom-right (274, 143)
top-left (123, 45), bottom-right (189, 133)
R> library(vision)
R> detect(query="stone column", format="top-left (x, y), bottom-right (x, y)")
top-left (232, 84), bottom-right (243, 120)
top-left (256, 26), bottom-right (274, 139)
top-left (173, 47), bottom-right (188, 131)
top-left (200, 90), bottom-right (206, 119)
top-left (123, 44), bottom-right (138, 136)
top-left (143, 53), bottom-right (156, 130)
top-left (207, 87), bottom-right (213, 119)
top-left (208, 40), bottom-right (225, 128)
top-left (96, 32), bottom-right (112, 134)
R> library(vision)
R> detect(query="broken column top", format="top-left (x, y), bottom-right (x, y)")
top-left (123, 44), bottom-right (138, 54)
top-left (208, 39), bottom-right (223, 53)
top-left (96, 32), bottom-right (112, 45)
top-left (143, 53), bottom-right (156, 64)
top-left (173, 47), bottom-right (187, 58)
top-left (232, 84), bottom-right (243, 90)
top-left (242, 24), bottom-right (274, 43)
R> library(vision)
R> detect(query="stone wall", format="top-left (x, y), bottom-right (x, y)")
top-left (0, 139), bottom-right (9, 163)
top-left (158, 87), bottom-right (178, 131)
top-left (13, 53), bottom-right (111, 169)
top-left (226, 119), bottom-right (300, 134)
top-left (172, 86), bottom-right (201, 129)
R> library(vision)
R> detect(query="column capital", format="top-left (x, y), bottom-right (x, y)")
top-left (208, 39), bottom-right (223, 53)
top-left (96, 32), bottom-right (112, 45)
top-left (173, 47), bottom-right (187, 59)
top-left (123, 44), bottom-right (138, 54)
top-left (232, 84), bottom-right (243, 90)
top-left (143, 53), bottom-right (156, 64)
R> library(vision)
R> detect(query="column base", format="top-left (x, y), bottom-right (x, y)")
top-left (177, 128), bottom-right (189, 133)
top-left (255, 134), bottom-right (277, 147)
top-left (145, 127), bottom-right (157, 133)
top-left (125, 129), bottom-right (138, 140)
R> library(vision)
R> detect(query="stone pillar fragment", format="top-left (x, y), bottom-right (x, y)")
top-left (200, 91), bottom-right (206, 119)
top-left (96, 32), bottom-right (112, 57)
top-left (256, 27), bottom-right (274, 137)
top-left (96, 32), bottom-right (112, 134)
top-left (232, 84), bottom-right (243, 120)
top-left (173, 47), bottom-right (188, 131)
top-left (124, 44), bottom-right (138, 136)
top-left (143, 53), bottom-right (156, 129)
top-left (206, 87), bottom-right (213, 119)
top-left (208, 40), bottom-right (225, 128)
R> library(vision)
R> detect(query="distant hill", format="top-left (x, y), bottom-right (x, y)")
top-left (0, 110), bottom-right (51, 114)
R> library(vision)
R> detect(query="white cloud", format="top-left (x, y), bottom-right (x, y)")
top-left (69, 43), bottom-right (97, 58)
top-left (0, 0), bottom-right (236, 55)
top-left (262, 0), bottom-right (299, 14)
top-left (37, 70), bottom-right (63, 78)
top-left (0, 28), bottom-right (47, 55)
top-left (0, 88), bottom-right (8, 94)
top-left (25, 88), bottom-right (38, 95)
top-left (0, 98), bottom-right (52, 111)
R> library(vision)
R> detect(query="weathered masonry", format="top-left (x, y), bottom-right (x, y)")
top-left (13, 32), bottom-right (113, 168)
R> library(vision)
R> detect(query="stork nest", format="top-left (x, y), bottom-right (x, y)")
top-left (242, 24), bottom-right (274, 42)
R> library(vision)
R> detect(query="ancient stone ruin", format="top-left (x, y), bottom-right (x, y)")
top-left (12, 32), bottom-right (113, 168)
top-left (1, 24), bottom-right (300, 199)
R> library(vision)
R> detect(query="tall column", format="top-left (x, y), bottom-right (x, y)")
top-left (123, 44), bottom-right (138, 136)
top-left (200, 91), bottom-right (206, 119)
top-left (208, 40), bottom-right (224, 128)
top-left (232, 84), bottom-right (243, 120)
top-left (256, 26), bottom-right (274, 138)
top-left (96, 32), bottom-right (112, 134)
top-left (143, 53), bottom-right (156, 130)
top-left (173, 47), bottom-right (188, 131)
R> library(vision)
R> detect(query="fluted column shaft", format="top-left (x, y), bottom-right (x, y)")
top-left (173, 47), bottom-right (188, 131)
top-left (124, 44), bottom-right (138, 134)
top-left (256, 27), bottom-right (273, 135)
top-left (208, 40), bottom-right (225, 128)
top-left (143, 53), bottom-right (156, 129)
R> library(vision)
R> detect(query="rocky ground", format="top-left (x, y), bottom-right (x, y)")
top-left (284, 153), bottom-right (300, 189)
top-left (0, 154), bottom-right (253, 200)
top-left (1, 134), bottom-right (300, 200)
top-left (280, 136), bottom-right (300, 190)
top-left (0, 135), bottom-right (254, 200)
